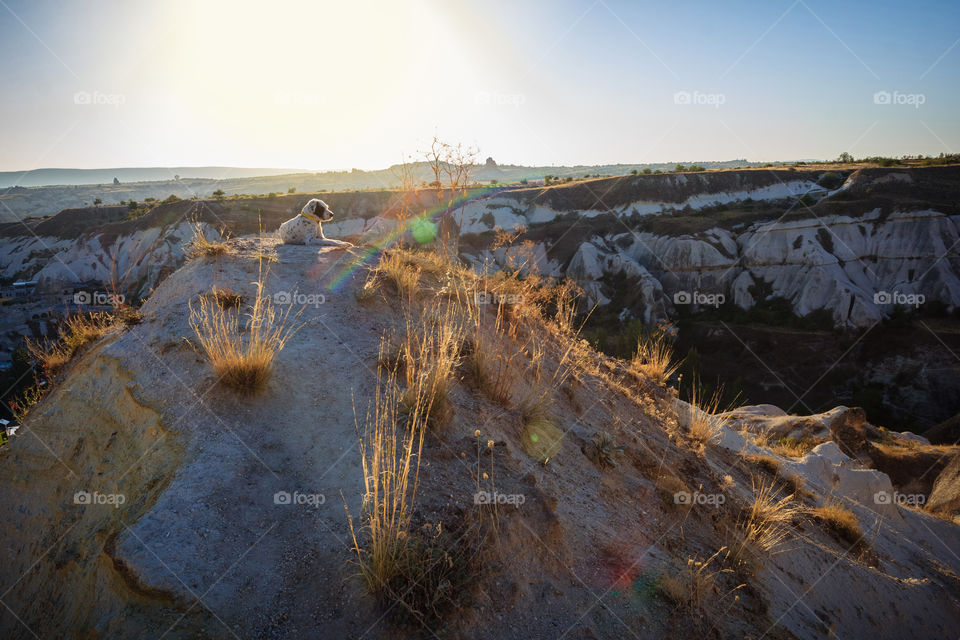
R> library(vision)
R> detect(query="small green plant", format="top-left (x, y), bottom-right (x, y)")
top-left (591, 431), bottom-right (624, 469)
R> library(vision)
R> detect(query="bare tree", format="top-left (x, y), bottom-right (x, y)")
top-left (419, 136), bottom-right (478, 258)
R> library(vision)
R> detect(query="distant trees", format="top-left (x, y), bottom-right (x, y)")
top-left (287, 187), bottom-right (296, 194)
top-left (212, 189), bottom-right (225, 200)
top-left (93, 198), bottom-right (102, 207)
top-left (837, 152), bottom-right (854, 163)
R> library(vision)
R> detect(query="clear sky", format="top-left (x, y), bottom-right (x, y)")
top-left (0, 0), bottom-right (957, 171)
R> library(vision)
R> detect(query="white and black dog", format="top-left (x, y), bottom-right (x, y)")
top-left (278, 198), bottom-right (352, 247)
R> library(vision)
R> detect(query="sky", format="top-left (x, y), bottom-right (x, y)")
top-left (0, 0), bottom-right (957, 172)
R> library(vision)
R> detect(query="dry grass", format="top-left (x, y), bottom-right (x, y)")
top-left (658, 548), bottom-right (743, 621)
top-left (396, 303), bottom-right (464, 430)
top-left (811, 500), bottom-right (864, 547)
top-left (770, 436), bottom-right (818, 458)
top-left (185, 222), bottom-right (232, 259)
top-left (27, 312), bottom-right (117, 377)
top-left (8, 379), bottom-right (46, 425)
top-left (346, 362), bottom-right (426, 595)
top-left (466, 300), bottom-right (533, 405)
top-left (682, 384), bottom-right (732, 445)
top-left (371, 251), bottom-right (422, 301)
top-left (207, 287), bottom-right (245, 309)
top-left (189, 273), bottom-right (300, 393)
top-left (743, 452), bottom-right (783, 476)
top-left (346, 342), bottom-right (479, 627)
top-left (631, 331), bottom-right (679, 385)
top-left (730, 476), bottom-right (799, 562)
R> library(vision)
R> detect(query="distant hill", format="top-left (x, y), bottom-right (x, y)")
top-left (0, 167), bottom-right (310, 188)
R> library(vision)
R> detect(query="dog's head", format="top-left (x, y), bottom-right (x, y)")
top-left (302, 198), bottom-right (334, 222)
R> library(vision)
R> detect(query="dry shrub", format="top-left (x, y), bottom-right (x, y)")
top-left (189, 275), bottom-right (300, 393)
top-left (770, 435), bottom-right (818, 458)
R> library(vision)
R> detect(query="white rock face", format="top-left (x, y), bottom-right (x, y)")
top-left (557, 209), bottom-right (960, 327)
top-left (3, 175), bottom-right (958, 329)
top-left (0, 221), bottom-right (201, 300)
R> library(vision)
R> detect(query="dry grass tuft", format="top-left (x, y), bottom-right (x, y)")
top-left (658, 548), bottom-right (743, 620)
top-left (207, 287), bottom-right (245, 309)
top-left (770, 436), bottom-right (818, 458)
top-left (743, 452), bottom-right (783, 476)
top-left (730, 476), bottom-right (799, 563)
top-left (370, 251), bottom-right (422, 301)
top-left (397, 303), bottom-right (464, 430)
top-left (185, 222), bottom-right (232, 259)
top-left (631, 331), bottom-right (679, 385)
top-left (681, 384), bottom-right (733, 445)
top-left (346, 342), bottom-right (480, 627)
top-left (811, 499), bottom-right (865, 547)
top-left (189, 274), bottom-right (300, 393)
top-left (27, 312), bottom-right (117, 377)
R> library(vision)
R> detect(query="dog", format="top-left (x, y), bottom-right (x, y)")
top-left (278, 198), bottom-right (352, 247)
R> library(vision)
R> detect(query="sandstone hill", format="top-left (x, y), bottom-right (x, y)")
top-left (1, 238), bottom-right (959, 639)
